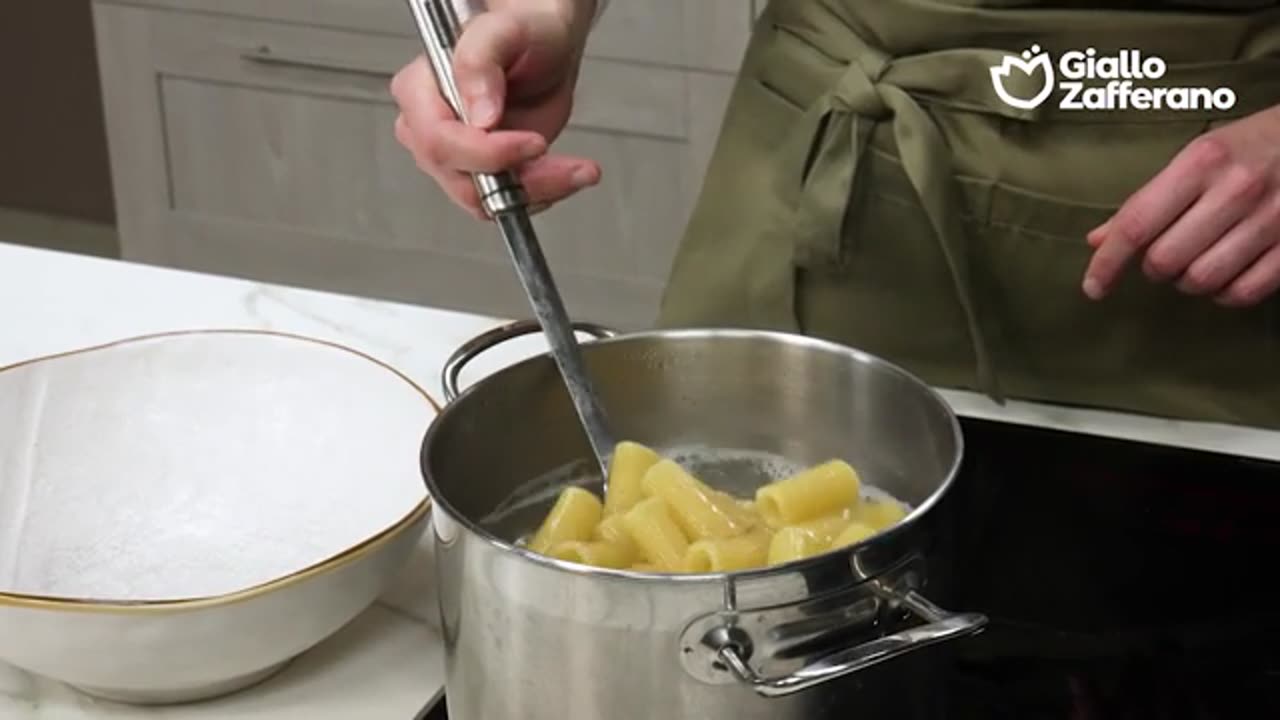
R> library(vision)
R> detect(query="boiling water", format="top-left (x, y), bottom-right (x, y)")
top-left (480, 445), bottom-right (909, 546)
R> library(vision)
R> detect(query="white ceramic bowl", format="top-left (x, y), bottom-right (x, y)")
top-left (0, 330), bottom-right (435, 704)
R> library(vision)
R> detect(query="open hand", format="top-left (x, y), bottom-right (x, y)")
top-left (1083, 106), bottom-right (1280, 307)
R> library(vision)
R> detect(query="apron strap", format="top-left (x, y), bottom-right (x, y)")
top-left (776, 43), bottom-right (1042, 402)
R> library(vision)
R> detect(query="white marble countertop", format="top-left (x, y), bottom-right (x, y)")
top-left (2, 242), bottom-right (1278, 718)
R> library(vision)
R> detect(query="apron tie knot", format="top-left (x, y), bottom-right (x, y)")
top-left (781, 48), bottom-right (895, 270)
top-left (829, 46), bottom-right (894, 118)
top-left (774, 39), bottom-right (1007, 403)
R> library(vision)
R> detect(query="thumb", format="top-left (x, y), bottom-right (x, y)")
top-left (453, 13), bottom-right (527, 129)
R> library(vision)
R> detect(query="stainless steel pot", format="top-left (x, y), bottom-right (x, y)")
top-left (420, 321), bottom-right (988, 720)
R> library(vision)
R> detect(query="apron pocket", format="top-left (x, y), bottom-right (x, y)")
top-left (796, 179), bottom-right (980, 389)
top-left (974, 207), bottom-right (1280, 424)
top-left (799, 148), bottom-right (1280, 425)
top-left (976, 180), bottom-right (1280, 390)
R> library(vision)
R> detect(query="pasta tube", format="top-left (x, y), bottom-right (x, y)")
top-left (791, 513), bottom-right (853, 545)
top-left (756, 460), bottom-right (861, 527)
top-left (682, 529), bottom-right (772, 573)
top-left (713, 490), bottom-right (762, 529)
top-left (591, 513), bottom-right (641, 565)
top-left (621, 497), bottom-right (690, 571)
top-left (767, 526), bottom-right (827, 566)
top-left (603, 441), bottom-right (662, 515)
top-left (528, 486), bottom-right (604, 554)
top-left (830, 522), bottom-right (878, 549)
top-left (850, 498), bottom-right (908, 531)
top-left (522, 449), bottom-right (908, 576)
top-left (547, 540), bottom-right (632, 569)
top-left (641, 460), bottom-right (752, 540)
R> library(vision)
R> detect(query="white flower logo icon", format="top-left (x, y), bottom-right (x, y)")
top-left (990, 44), bottom-right (1056, 110)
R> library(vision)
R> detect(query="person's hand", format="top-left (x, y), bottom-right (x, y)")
top-left (1083, 105), bottom-right (1280, 307)
top-left (390, 1), bottom-right (601, 219)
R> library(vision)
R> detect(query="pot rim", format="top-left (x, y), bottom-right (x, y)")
top-left (421, 326), bottom-right (965, 582)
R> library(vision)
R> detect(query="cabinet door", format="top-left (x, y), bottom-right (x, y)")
top-left (93, 3), bottom-right (734, 328)
top-left (98, 0), bottom-right (755, 73)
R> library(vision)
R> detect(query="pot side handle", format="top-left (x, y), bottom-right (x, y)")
top-left (441, 319), bottom-right (618, 402)
top-left (717, 591), bottom-right (987, 698)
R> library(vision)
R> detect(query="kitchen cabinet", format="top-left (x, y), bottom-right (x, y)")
top-left (91, 0), bottom-right (750, 329)
top-left (0, 2), bottom-right (116, 227)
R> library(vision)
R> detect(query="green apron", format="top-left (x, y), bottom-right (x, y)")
top-left (657, 0), bottom-right (1280, 429)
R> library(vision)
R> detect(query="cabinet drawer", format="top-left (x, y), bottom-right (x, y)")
top-left (97, 0), bottom-right (754, 73)
top-left (586, 0), bottom-right (754, 73)
top-left (94, 3), bottom-right (727, 327)
top-left (142, 8), bottom-right (691, 139)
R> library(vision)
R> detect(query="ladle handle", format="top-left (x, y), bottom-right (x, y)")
top-left (407, 0), bottom-right (619, 478)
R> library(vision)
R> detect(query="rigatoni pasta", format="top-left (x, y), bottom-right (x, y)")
top-left (791, 513), bottom-right (855, 545)
top-left (602, 441), bottom-right (661, 516)
top-left (683, 529), bottom-right (771, 572)
top-left (641, 460), bottom-right (753, 540)
top-left (621, 497), bottom-right (689, 571)
top-left (522, 442), bottom-right (910, 574)
top-left (591, 514), bottom-right (639, 558)
top-left (850, 498), bottom-right (908, 530)
top-left (755, 459), bottom-right (861, 527)
top-left (767, 526), bottom-right (827, 565)
top-left (830, 522), bottom-right (877, 549)
top-left (547, 540), bottom-right (633, 569)
top-left (528, 486), bottom-right (603, 554)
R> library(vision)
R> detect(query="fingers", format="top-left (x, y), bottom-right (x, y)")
top-left (1083, 138), bottom-right (1221, 299)
top-left (1217, 242), bottom-right (1280, 307)
top-left (390, 56), bottom-right (450, 123)
top-left (1140, 165), bottom-right (1266, 283)
top-left (392, 57), bottom-right (546, 173)
top-left (394, 112), bottom-right (599, 214)
top-left (390, 10), bottom-right (594, 220)
top-left (1086, 220), bottom-right (1108, 249)
top-left (453, 12), bottom-right (529, 127)
top-left (395, 112), bottom-right (484, 219)
top-left (445, 155), bottom-right (600, 217)
top-left (520, 155), bottom-right (601, 205)
top-left (424, 121), bottom-right (546, 172)
top-left (391, 52), bottom-right (547, 219)
top-left (1175, 196), bottom-right (1280, 297)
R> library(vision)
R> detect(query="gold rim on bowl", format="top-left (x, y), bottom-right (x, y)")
top-left (0, 328), bottom-right (440, 613)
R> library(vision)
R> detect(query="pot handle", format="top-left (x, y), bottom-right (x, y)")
top-left (716, 590), bottom-right (987, 698)
top-left (442, 319), bottom-right (618, 402)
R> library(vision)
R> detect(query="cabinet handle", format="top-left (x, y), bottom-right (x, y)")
top-left (240, 45), bottom-right (396, 81)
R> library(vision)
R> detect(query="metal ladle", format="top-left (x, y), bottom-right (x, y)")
top-left (406, 0), bottom-right (617, 481)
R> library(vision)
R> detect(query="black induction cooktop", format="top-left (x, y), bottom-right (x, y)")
top-left (419, 417), bottom-right (1280, 720)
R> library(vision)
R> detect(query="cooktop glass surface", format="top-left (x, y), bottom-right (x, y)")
top-left (421, 417), bottom-right (1280, 719)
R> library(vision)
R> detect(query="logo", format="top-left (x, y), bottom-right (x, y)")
top-left (990, 44), bottom-right (1055, 110)
top-left (989, 45), bottom-right (1237, 112)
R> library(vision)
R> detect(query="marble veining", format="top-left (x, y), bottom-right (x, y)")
top-left (2, 241), bottom-right (1278, 717)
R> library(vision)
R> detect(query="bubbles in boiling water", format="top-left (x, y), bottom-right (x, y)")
top-left (481, 444), bottom-right (909, 543)
top-left (665, 445), bottom-right (904, 506)
top-left (664, 445), bottom-right (806, 497)
top-left (480, 457), bottom-right (599, 526)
